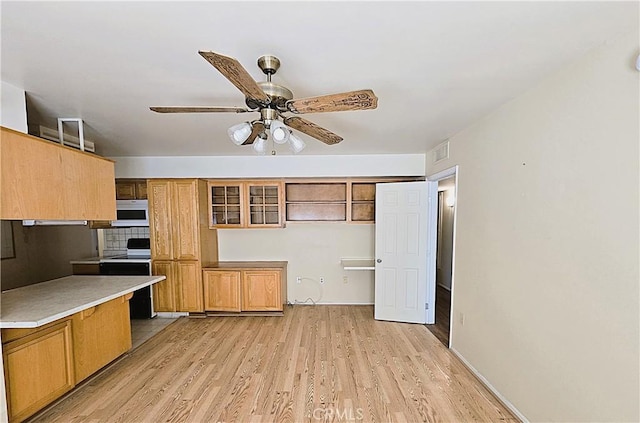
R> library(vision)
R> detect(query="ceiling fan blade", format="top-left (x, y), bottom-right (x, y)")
top-left (150, 106), bottom-right (249, 113)
top-left (199, 51), bottom-right (269, 104)
top-left (286, 89), bottom-right (378, 114)
top-left (283, 116), bottom-right (343, 145)
top-left (242, 121), bottom-right (265, 145)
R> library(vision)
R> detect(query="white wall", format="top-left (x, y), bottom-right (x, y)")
top-left (110, 154), bottom-right (425, 179)
top-left (218, 223), bottom-right (375, 304)
top-left (0, 81), bottom-right (27, 133)
top-left (428, 31), bottom-right (639, 422)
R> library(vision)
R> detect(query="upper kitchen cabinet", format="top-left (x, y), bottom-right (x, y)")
top-left (115, 179), bottom-right (147, 200)
top-left (285, 182), bottom-right (347, 222)
top-left (148, 179), bottom-right (218, 262)
top-left (207, 180), bottom-right (284, 229)
top-left (0, 126), bottom-right (116, 220)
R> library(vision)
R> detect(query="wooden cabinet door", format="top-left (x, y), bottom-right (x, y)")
top-left (152, 261), bottom-right (176, 312)
top-left (61, 146), bottom-right (117, 220)
top-left (203, 270), bottom-right (241, 312)
top-left (1, 128), bottom-right (65, 219)
top-left (148, 180), bottom-right (173, 260)
top-left (208, 181), bottom-right (244, 228)
top-left (72, 296), bottom-right (132, 383)
top-left (3, 320), bottom-right (75, 423)
top-left (246, 182), bottom-right (284, 228)
top-left (172, 180), bottom-right (200, 260)
top-left (176, 261), bottom-right (203, 312)
top-left (242, 270), bottom-right (282, 311)
top-left (136, 180), bottom-right (148, 199)
top-left (115, 181), bottom-right (137, 200)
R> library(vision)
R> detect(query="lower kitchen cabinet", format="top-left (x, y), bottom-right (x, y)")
top-left (72, 294), bottom-right (132, 383)
top-left (152, 260), bottom-right (204, 313)
top-left (176, 261), bottom-right (204, 312)
top-left (152, 261), bottom-right (176, 312)
top-left (202, 262), bottom-right (287, 312)
top-left (1, 294), bottom-right (135, 422)
top-left (203, 270), bottom-right (241, 312)
top-left (2, 320), bottom-right (75, 423)
top-left (242, 270), bottom-right (282, 311)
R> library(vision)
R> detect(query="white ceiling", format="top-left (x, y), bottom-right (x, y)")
top-left (1, 1), bottom-right (636, 157)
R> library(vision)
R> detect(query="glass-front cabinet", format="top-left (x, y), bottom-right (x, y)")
top-left (247, 183), bottom-right (283, 227)
top-left (209, 183), bottom-right (243, 227)
top-left (208, 180), bottom-right (284, 228)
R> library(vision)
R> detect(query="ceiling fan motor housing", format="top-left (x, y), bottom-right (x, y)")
top-left (246, 81), bottom-right (293, 111)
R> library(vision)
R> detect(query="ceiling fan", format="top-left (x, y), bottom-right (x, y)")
top-left (150, 51), bottom-right (378, 154)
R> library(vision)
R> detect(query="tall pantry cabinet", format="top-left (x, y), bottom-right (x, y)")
top-left (148, 179), bottom-right (218, 313)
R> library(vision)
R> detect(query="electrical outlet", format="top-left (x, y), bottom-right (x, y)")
top-left (343, 276), bottom-right (348, 284)
top-left (296, 276), bottom-right (302, 284)
top-left (319, 277), bottom-right (325, 284)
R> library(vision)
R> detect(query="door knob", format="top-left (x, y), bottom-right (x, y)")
top-left (376, 259), bottom-right (382, 263)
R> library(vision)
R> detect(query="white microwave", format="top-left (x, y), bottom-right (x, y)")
top-left (111, 199), bottom-right (149, 227)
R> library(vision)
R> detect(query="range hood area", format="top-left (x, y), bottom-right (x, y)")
top-left (22, 220), bottom-right (87, 226)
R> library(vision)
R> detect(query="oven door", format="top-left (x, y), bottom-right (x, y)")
top-left (99, 262), bottom-right (155, 319)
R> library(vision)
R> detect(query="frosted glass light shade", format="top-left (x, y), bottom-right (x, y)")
top-left (270, 120), bottom-right (289, 144)
top-left (227, 122), bottom-right (252, 145)
top-left (288, 133), bottom-right (306, 154)
top-left (253, 137), bottom-right (267, 155)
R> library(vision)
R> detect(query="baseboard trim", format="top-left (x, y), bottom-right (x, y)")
top-left (450, 348), bottom-right (528, 423)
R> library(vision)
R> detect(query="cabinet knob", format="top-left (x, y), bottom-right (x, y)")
top-left (376, 259), bottom-right (382, 263)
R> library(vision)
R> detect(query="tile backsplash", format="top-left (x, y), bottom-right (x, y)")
top-left (103, 227), bottom-right (149, 256)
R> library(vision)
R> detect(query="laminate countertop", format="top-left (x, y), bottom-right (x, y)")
top-left (0, 275), bottom-right (165, 329)
top-left (201, 261), bottom-right (288, 269)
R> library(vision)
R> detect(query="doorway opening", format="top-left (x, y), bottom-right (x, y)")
top-left (427, 167), bottom-right (457, 347)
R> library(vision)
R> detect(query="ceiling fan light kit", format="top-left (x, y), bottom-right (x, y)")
top-left (151, 51), bottom-right (379, 154)
top-left (269, 120), bottom-right (290, 144)
top-left (288, 133), bottom-right (306, 154)
top-left (227, 122), bottom-right (252, 145)
top-left (252, 136), bottom-right (268, 155)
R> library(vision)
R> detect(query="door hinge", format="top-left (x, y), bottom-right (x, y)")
top-left (425, 303), bottom-right (429, 310)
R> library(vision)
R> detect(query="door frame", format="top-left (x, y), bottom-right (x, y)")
top-left (428, 165), bottom-right (458, 348)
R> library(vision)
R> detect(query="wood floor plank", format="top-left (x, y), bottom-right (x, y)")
top-left (29, 305), bottom-right (518, 423)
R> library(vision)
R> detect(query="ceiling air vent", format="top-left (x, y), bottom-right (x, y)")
top-left (431, 140), bottom-right (449, 164)
top-left (37, 125), bottom-right (96, 153)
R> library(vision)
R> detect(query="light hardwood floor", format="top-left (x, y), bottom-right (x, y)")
top-left (32, 306), bottom-right (518, 423)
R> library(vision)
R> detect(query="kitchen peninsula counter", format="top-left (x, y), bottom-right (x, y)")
top-left (0, 275), bottom-right (165, 328)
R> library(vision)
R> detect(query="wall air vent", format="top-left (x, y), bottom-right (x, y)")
top-left (431, 140), bottom-right (449, 164)
top-left (37, 125), bottom-right (96, 153)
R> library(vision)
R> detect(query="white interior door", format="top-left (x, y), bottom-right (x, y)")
top-left (374, 181), bottom-right (437, 324)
